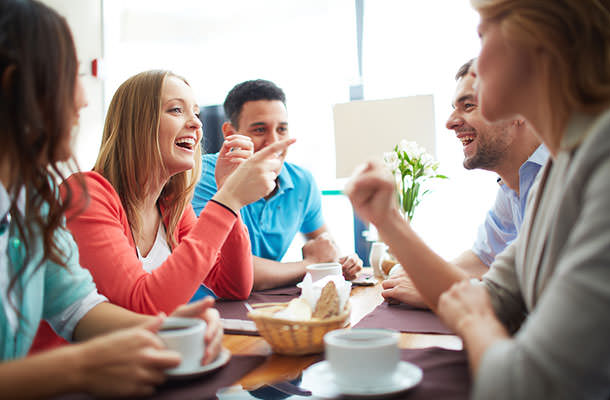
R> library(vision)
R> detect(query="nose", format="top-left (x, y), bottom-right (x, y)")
top-left (265, 129), bottom-right (280, 146)
top-left (446, 110), bottom-right (463, 131)
top-left (188, 112), bottom-right (203, 130)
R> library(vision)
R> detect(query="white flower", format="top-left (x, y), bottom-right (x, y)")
top-left (405, 141), bottom-right (424, 160)
top-left (398, 139), bottom-right (410, 153)
top-left (420, 152), bottom-right (433, 166)
top-left (388, 139), bottom-right (446, 220)
top-left (383, 151), bottom-right (399, 171)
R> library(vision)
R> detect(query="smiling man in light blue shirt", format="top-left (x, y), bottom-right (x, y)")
top-left (193, 80), bottom-right (362, 292)
top-left (382, 59), bottom-right (548, 306)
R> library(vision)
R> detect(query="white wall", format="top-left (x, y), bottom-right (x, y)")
top-left (40, 0), bottom-right (105, 170)
top-left (39, 1), bottom-right (497, 263)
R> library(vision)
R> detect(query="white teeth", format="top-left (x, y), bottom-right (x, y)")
top-left (460, 137), bottom-right (474, 146)
top-left (176, 138), bottom-right (195, 145)
top-left (176, 137), bottom-right (196, 149)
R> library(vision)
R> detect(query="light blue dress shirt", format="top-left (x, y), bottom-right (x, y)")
top-left (472, 145), bottom-right (549, 266)
top-left (193, 153), bottom-right (325, 261)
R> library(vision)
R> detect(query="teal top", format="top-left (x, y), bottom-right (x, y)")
top-left (0, 188), bottom-right (100, 360)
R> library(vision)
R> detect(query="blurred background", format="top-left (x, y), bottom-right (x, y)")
top-left (43, 0), bottom-right (494, 263)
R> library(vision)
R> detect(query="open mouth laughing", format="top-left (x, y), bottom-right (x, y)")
top-left (457, 131), bottom-right (476, 147)
top-left (175, 136), bottom-right (197, 151)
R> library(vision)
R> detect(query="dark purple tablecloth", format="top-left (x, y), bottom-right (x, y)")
top-left (354, 301), bottom-right (453, 334)
top-left (51, 354), bottom-right (267, 400)
top-left (216, 286), bottom-right (301, 320)
top-left (151, 354), bottom-right (267, 399)
top-left (401, 347), bottom-right (471, 400)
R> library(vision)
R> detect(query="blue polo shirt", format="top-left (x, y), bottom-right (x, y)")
top-left (472, 145), bottom-right (549, 266)
top-left (192, 153), bottom-right (325, 261)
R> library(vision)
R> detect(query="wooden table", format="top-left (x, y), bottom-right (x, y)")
top-left (222, 276), bottom-right (463, 391)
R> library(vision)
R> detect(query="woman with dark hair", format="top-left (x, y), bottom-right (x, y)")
top-left (0, 0), bottom-right (222, 397)
top-left (346, 0), bottom-right (610, 398)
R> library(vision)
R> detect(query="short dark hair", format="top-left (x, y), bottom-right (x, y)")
top-left (455, 58), bottom-right (476, 81)
top-left (223, 79), bottom-right (286, 128)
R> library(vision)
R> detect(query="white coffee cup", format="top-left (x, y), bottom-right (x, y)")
top-left (158, 317), bottom-right (206, 374)
top-left (306, 262), bottom-right (342, 282)
top-left (369, 242), bottom-right (387, 278)
top-left (324, 328), bottom-right (400, 389)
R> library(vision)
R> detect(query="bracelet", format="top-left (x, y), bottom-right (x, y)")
top-left (209, 199), bottom-right (237, 217)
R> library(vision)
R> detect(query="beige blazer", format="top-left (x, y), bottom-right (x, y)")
top-left (474, 110), bottom-right (610, 400)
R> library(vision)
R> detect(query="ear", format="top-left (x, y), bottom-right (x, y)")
top-left (221, 121), bottom-right (236, 139)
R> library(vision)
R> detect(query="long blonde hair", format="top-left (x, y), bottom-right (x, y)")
top-left (471, 0), bottom-right (610, 114)
top-left (94, 70), bottom-right (202, 249)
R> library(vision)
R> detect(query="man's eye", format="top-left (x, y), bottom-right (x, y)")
top-left (464, 103), bottom-right (477, 110)
top-left (253, 127), bottom-right (266, 133)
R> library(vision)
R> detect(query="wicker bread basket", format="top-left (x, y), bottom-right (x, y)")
top-left (247, 301), bottom-right (351, 355)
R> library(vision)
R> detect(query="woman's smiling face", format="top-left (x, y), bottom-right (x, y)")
top-left (475, 19), bottom-right (535, 124)
top-left (157, 75), bottom-right (202, 177)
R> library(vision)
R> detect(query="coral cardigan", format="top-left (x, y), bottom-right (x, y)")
top-left (30, 171), bottom-right (253, 352)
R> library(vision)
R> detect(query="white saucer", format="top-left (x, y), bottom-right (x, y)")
top-left (301, 360), bottom-right (422, 398)
top-left (166, 347), bottom-right (231, 379)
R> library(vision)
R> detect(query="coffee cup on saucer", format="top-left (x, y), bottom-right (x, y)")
top-left (306, 262), bottom-right (342, 282)
top-left (158, 317), bottom-right (206, 374)
top-left (324, 328), bottom-right (400, 389)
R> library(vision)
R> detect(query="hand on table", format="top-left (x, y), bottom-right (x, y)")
top-left (76, 316), bottom-right (180, 397)
top-left (339, 253), bottom-right (363, 280)
top-left (382, 274), bottom-right (428, 309)
top-left (302, 232), bottom-right (339, 264)
top-left (215, 135), bottom-right (254, 189)
top-left (171, 297), bottom-right (223, 365)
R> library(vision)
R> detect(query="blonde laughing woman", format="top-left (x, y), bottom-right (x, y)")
top-left (33, 70), bottom-right (294, 351)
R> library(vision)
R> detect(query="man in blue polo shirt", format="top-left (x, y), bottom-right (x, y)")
top-left (193, 79), bottom-right (362, 291)
top-left (382, 59), bottom-right (549, 306)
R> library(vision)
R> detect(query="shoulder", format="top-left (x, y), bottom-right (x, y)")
top-left (61, 171), bottom-right (123, 214)
top-left (64, 171), bottom-right (116, 194)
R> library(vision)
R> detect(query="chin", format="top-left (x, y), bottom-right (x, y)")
top-left (167, 161), bottom-right (195, 177)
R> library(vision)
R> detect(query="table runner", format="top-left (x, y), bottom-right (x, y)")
top-left (353, 301), bottom-right (453, 334)
top-left (402, 347), bottom-right (471, 400)
top-left (216, 286), bottom-right (301, 320)
top-left (51, 354), bottom-right (267, 400)
top-left (151, 354), bottom-right (267, 399)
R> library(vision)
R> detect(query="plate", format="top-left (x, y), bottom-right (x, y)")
top-left (301, 360), bottom-right (422, 398)
top-left (166, 347), bottom-right (231, 379)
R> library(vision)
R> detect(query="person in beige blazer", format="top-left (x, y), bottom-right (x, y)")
top-left (345, 1), bottom-right (610, 399)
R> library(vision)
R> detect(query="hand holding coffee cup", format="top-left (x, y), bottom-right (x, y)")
top-left (170, 297), bottom-right (223, 365)
top-left (158, 317), bottom-right (206, 374)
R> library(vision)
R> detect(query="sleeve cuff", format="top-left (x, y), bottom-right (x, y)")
top-left (209, 199), bottom-right (238, 217)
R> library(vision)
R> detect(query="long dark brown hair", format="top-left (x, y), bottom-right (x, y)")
top-left (0, 0), bottom-right (85, 299)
